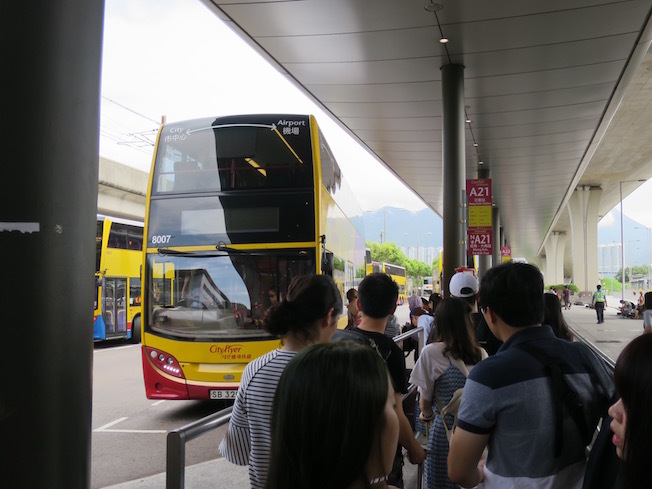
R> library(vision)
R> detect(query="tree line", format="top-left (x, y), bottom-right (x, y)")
top-left (361, 242), bottom-right (438, 284)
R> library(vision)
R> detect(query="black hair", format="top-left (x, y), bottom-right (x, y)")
top-left (430, 298), bottom-right (483, 365)
top-left (428, 292), bottom-right (442, 311)
top-left (265, 341), bottom-right (390, 489)
top-left (357, 272), bottom-right (398, 318)
top-left (477, 261), bottom-right (544, 327)
top-left (613, 334), bottom-right (652, 489)
top-left (263, 275), bottom-right (342, 342)
top-left (543, 293), bottom-right (573, 341)
top-left (346, 288), bottom-right (357, 303)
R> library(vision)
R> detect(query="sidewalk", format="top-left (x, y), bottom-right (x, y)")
top-left (103, 458), bottom-right (250, 489)
top-left (562, 294), bottom-right (643, 363)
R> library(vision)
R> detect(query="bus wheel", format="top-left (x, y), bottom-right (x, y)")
top-left (131, 316), bottom-right (141, 344)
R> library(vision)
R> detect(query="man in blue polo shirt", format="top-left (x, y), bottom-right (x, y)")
top-left (448, 262), bottom-right (613, 489)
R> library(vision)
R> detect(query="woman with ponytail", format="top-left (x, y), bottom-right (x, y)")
top-left (219, 274), bottom-right (342, 489)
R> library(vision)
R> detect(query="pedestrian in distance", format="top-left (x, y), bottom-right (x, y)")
top-left (563, 285), bottom-right (572, 310)
top-left (219, 274), bottom-right (343, 489)
top-left (592, 284), bottom-right (607, 324)
top-left (265, 341), bottom-right (401, 489)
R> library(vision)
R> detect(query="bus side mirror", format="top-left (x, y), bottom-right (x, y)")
top-left (321, 252), bottom-right (334, 275)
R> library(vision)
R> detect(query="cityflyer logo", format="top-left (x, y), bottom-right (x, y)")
top-left (209, 344), bottom-right (252, 361)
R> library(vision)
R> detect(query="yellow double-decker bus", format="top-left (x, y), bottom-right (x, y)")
top-left (140, 114), bottom-right (366, 400)
top-left (365, 261), bottom-right (407, 305)
top-left (94, 216), bottom-right (143, 342)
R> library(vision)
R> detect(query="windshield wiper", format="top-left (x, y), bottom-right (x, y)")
top-left (157, 248), bottom-right (230, 258)
top-left (215, 242), bottom-right (249, 254)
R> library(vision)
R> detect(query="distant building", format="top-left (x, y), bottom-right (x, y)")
top-left (598, 243), bottom-right (622, 278)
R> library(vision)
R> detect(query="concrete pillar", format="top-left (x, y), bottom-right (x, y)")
top-left (441, 64), bottom-right (466, 297)
top-left (492, 207), bottom-right (500, 266)
top-left (544, 232), bottom-right (567, 285)
top-left (568, 186), bottom-right (603, 292)
top-left (0, 1), bottom-right (104, 487)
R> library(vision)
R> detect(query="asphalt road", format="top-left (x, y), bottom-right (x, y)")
top-left (91, 342), bottom-right (232, 488)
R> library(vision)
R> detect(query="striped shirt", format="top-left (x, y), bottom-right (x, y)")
top-left (219, 349), bottom-right (296, 489)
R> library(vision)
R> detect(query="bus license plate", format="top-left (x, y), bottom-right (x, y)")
top-left (210, 390), bottom-right (237, 400)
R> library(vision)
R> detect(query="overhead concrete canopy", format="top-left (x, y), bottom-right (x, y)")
top-left (201, 0), bottom-right (652, 263)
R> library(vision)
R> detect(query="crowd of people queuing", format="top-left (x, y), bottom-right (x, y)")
top-left (219, 261), bottom-right (648, 489)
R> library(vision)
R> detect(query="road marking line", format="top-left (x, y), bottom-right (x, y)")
top-left (94, 417), bottom-right (166, 433)
top-left (151, 400), bottom-right (166, 406)
top-left (95, 417), bottom-right (128, 431)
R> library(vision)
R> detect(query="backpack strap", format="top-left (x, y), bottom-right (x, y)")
top-left (331, 328), bottom-right (392, 361)
top-left (514, 343), bottom-right (592, 457)
top-left (433, 357), bottom-right (468, 444)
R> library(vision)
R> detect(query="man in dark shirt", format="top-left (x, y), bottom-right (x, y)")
top-left (353, 272), bottom-right (426, 486)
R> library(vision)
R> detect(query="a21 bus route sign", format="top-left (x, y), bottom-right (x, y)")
top-left (466, 178), bottom-right (492, 206)
top-left (468, 228), bottom-right (493, 255)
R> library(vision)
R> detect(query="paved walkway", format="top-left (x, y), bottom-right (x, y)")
top-left (563, 294), bottom-right (644, 364)
top-left (105, 297), bottom-right (644, 489)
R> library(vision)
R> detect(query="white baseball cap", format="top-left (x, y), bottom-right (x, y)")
top-left (449, 272), bottom-right (479, 298)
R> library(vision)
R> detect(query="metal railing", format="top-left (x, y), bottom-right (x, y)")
top-left (165, 326), bottom-right (425, 489)
top-left (166, 406), bottom-right (233, 489)
top-left (568, 325), bottom-right (616, 372)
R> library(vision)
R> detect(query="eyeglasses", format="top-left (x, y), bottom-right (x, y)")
top-left (479, 306), bottom-right (487, 315)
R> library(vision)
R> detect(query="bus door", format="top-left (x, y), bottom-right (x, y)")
top-left (103, 278), bottom-right (127, 336)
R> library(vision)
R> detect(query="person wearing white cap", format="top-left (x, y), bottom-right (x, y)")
top-left (450, 271), bottom-right (502, 356)
top-left (449, 272), bottom-right (479, 308)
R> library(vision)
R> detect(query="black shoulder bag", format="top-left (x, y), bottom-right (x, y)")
top-left (514, 343), bottom-right (592, 458)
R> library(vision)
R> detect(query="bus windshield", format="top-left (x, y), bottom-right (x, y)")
top-left (146, 251), bottom-right (315, 340)
top-left (152, 117), bottom-right (314, 194)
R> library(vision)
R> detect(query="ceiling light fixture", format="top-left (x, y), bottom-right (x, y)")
top-left (439, 37), bottom-right (449, 44)
top-left (466, 118), bottom-right (471, 123)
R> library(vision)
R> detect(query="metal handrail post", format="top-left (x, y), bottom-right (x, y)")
top-left (167, 430), bottom-right (186, 489)
top-left (166, 406), bottom-right (233, 489)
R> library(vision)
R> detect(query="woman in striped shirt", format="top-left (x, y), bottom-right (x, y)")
top-left (219, 274), bottom-right (342, 489)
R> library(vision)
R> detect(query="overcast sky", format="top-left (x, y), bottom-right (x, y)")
top-left (99, 0), bottom-right (427, 212)
top-left (100, 0), bottom-right (652, 225)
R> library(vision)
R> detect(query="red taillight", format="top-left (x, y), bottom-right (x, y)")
top-left (144, 347), bottom-right (185, 379)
